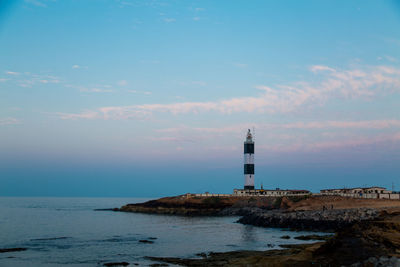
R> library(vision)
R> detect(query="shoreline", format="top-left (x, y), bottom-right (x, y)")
top-left (116, 194), bottom-right (400, 266)
top-left (146, 209), bottom-right (400, 266)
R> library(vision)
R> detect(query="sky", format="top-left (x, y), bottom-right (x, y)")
top-left (0, 0), bottom-right (400, 197)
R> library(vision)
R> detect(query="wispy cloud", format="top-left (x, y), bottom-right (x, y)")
top-left (163, 18), bottom-right (176, 23)
top-left (65, 84), bottom-right (113, 93)
top-left (310, 65), bottom-right (336, 72)
top-left (57, 111), bottom-right (99, 120)
top-left (18, 74), bottom-right (61, 87)
top-left (0, 117), bottom-right (20, 126)
top-left (56, 65), bottom-right (400, 120)
top-left (233, 63), bottom-right (248, 68)
top-left (80, 88), bottom-right (113, 93)
top-left (0, 78), bottom-right (8, 82)
top-left (154, 121), bottom-right (400, 153)
top-left (117, 80), bottom-right (128, 86)
top-left (377, 55), bottom-right (398, 62)
top-left (127, 90), bottom-right (152, 95)
top-left (72, 65), bottom-right (88, 69)
top-left (154, 119), bottom-right (400, 138)
top-left (24, 0), bottom-right (47, 8)
top-left (5, 71), bottom-right (19, 75)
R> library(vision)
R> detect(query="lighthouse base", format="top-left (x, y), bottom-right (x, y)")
top-left (244, 186), bottom-right (255, 190)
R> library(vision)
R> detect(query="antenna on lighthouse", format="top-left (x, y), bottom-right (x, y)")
top-left (253, 126), bottom-right (255, 141)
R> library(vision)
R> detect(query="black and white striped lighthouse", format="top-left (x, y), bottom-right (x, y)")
top-left (244, 129), bottom-right (255, 190)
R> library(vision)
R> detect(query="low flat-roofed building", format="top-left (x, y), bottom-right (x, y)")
top-left (320, 186), bottom-right (391, 195)
top-left (233, 188), bottom-right (310, 196)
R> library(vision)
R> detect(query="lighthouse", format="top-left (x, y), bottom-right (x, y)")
top-left (244, 129), bottom-right (255, 190)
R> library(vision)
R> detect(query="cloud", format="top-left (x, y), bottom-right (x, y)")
top-left (163, 18), bottom-right (176, 23)
top-left (0, 118), bottom-right (20, 126)
top-left (127, 90), bottom-right (152, 95)
top-left (377, 55), bottom-right (398, 62)
top-left (72, 65), bottom-right (88, 70)
top-left (57, 64), bottom-right (400, 120)
top-left (24, 0), bottom-right (46, 7)
top-left (57, 111), bottom-right (99, 120)
top-left (17, 73), bottom-right (60, 87)
top-left (117, 80), bottom-right (128, 86)
top-left (3, 71), bottom-right (61, 87)
top-left (5, 71), bottom-right (19, 75)
top-left (80, 87), bottom-right (113, 93)
top-left (310, 65), bottom-right (336, 73)
top-left (193, 17), bottom-right (200, 21)
top-left (233, 63), bottom-right (248, 68)
top-left (153, 122), bottom-right (400, 154)
top-left (0, 78), bottom-right (8, 82)
top-left (156, 119), bottom-right (400, 137)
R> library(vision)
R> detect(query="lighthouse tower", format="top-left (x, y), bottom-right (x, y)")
top-left (244, 129), bottom-right (255, 190)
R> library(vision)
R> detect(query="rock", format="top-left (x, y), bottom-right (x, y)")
top-left (103, 262), bottom-right (129, 266)
top-left (0, 248), bottom-right (27, 253)
top-left (237, 208), bottom-right (380, 231)
top-left (148, 237), bottom-right (157, 240)
top-left (280, 235), bottom-right (291, 239)
top-left (139, 239), bottom-right (154, 244)
top-left (294, 235), bottom-right (332, 241)
top-left (149, 264), bottom-right (169, 267)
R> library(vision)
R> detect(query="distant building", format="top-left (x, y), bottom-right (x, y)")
top-left (319, 186), bottom-right (400, 200)
top-left (320, 186), bottom-right (391, 195)
top-left (233, 188), bottom-right (310, 196)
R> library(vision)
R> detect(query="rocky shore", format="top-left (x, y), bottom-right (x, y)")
top-left (148, 210), bottom-right (400, 266)
top-left (117, 195), bottom-right (400, 265)
top-left (237, 207), bottom-right (379, 231)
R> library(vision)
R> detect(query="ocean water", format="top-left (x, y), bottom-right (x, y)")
top-left (0, 197), bottom-right (327, 266)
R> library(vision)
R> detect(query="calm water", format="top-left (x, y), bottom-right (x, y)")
top-left (0, 197), bottom-right (326, 266)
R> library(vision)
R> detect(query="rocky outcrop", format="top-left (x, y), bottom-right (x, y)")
top-left (118, 196), bottom-right (283, 216)
top-left (237, 207), bottom-right (379, 231)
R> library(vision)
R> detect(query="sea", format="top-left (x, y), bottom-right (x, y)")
top-left (0, 197), bottom-right (328, 266)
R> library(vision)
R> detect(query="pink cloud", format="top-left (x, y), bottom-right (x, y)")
top-left (57, 65), bottom-right (400, 120)
top-left (0, 117), bottom-right (20, 125)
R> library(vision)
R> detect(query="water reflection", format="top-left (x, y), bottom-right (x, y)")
top-left (241, 225), bottom-right (257, 243)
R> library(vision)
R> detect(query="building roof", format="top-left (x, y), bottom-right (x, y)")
top-left (321, 186), bottom-right (387, 191)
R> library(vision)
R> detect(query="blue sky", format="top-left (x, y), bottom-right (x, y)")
top-left (1, 0), bottom-right (400, 197)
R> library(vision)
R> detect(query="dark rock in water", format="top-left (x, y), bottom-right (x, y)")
top-left (148, 237), bottom-right (157, 240)
top-left (294, 234), bottom-right (332, 241)
top-left (149, 264), bottom-right (169, 267)
top-left (103, 262), bottom-right (129, 266)
top-left (266, 244), bottom-right (274, 248)
top-left (139, 239), bottom-right (154, 244)
top-left (196, 252), bottom-right (207, 258)
top-left (280, 235), bottom-right (291, 239)
top-left (0, 248), bottom-right (27, 253)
